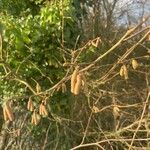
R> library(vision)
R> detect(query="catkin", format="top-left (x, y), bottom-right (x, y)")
top-left (39, 104), bottom-right (43, 115)
top-left (71, 67), bottom-right (79, 93)
top-left (74, 74), bottom-right (82, 95)
top-left (113, 106), bottom-right (120, 120)
top-left (132, 59), bottom-right (138, 70)
top-left (31, 111), bottom-right (38, 125)
top-left (4, 102), bottom-right (14, 121)
top-left (36, 83), bottom-right (41, 93)
top-left (31, 113), bottom-right (35, 124)
top-left (123, 65), bottom-right (128, 80)
top-left (92, 106), bottom-right (99, 113)
top-left (91, 37), bottom-right (101, 48)
top-left (27, 98), bottom-right (34, 111)
top-left (43, 98), bottom-right (48, 105)
top-left (3, 107), bottom-right (8, 121)
top-left (119, 65), bottom-right (128, 79)
top-left (39, 103), bottom-right (48, 116)
top-left (42, 105), bottom-right (48, 116)
top-left (119, 66), bottom-right (124, 77)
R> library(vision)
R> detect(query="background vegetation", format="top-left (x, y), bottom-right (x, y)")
top-left (0, 0), bottom-right (150, 149)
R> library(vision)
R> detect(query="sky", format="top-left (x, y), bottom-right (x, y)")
top-left (115, 0), bottom-right (150, 26)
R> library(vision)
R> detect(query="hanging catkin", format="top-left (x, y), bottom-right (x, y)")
top-left (27, 98), bottom-right (34, 111)
top-left (74, 73), bottom-right (82, 95)
top-left (39, 103), bottom-right (48, 116)
top-left (119, 66), bottom-right (124, 77)
top-left (3, 101), bottom-right (14, 121)
top-left (31, 110), bottom-right (39, 125)
top-left (119, 65), bottom-right (128, 80)
top-left (132, 59), bottom-right (138, 70)
top-left (71, 66), bottom-right (79, 93)
top-left (123, 65), bottom-right (128, 80)
top-left (3, 106), bottom-right (8, 121)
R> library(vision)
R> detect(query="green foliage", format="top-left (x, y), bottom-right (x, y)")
top-left (0, 0), bottom-right (79, 88)
top-left (0, 1), bottom-right (80, 149)
top-left (0, 0), bottom-right (39, 16)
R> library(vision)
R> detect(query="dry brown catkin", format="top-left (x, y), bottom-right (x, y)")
top-left (39, 104), bottom-right (43, 115)
top-left (4, 102), bottom-right (14, 121)
top-left (42, 105), bottom-right (48, 116)
top-left (74, 74), bottom-right (82, 95)
top-left (32, 111), bottom-right (38, 125)
top-left (123, 65), bottom-right (128, 80)
top-left (71, 67), bottom-right (79, 93)
top-left (119, 66), bottom-right (124, 77)
top-left (27, 98), bottom-right (34, 111)
top-left (3, 107), bottom-right (8, 121)
top-left (132, 59), bottom-right (138, 70)
top-left (39, 103), bottom-right (48, 116)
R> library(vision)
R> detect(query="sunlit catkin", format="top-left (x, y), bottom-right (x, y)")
top-left (31, 111), bottom-right (38, 125)
top-left (31, 113), bottom-right (35, 124)
top-left (4, 101), bottom-right (14, 121)
top-left (3, 106), bottom-right (8, 121)
top-left (71, 66), bottom-right (79, 93)
top-left (74, 74), bottom-right (82, 95)
top-left (119, 65), bottom-right (128, 79)
top-left (27, 98), bottom-right (34, 111)
top-left (36, 83), bottom-right (41, 93)
top-left (39, 103), bottom-right (43, 115)
top-left (92, 106), bottom-right (99, 113)
top-left (132, 59), bottom-right (138, 70)
top-left (42, 105), bottom-right (48, 116)
top-left (123, 65), bottom-right (128, 80)
top-left (113, 106), bottom-right (120, 120)
top-left (39, 103), bottom-right (48, 116)
top-left (119, 66), bottom-right (124, 77)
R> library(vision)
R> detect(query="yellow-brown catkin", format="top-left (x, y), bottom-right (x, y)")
top-left (27, 98), bottom-right (34, 111)
top-left (123, 65), bottom-right (128, 80)
top-left (74, 74), bottom-right (82, 95)
top-left (31, 114), bottom-right (35, 124)
top-left (92, 106), bottom-right (99, 113)
top-left (4, 102), bottom-right (14, 121)
top-left (31, 111), bottom-right (38, 125)
top-left (3, 107), bottom-right (8, 121)
top-left (36, 83), bottom-right (41, 93)
top-left (132, 59), bottom-right (138, 70)
top-left (39, 103), bottom-right (48, 116)
top-left (113, 106), bottom-right (120, 120)
top-left (43, 98), bottom-right (48, 105)
top-left (42, 105), bottom-right (48, 116)
top-left (91, 37), bottom-right (101, 48)
top-left (71, 67), bottom-right (79, 93)
top-left (119, 66), bottom-right (124, 77)
top-left (39, 104), bottom-right (43, 115)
